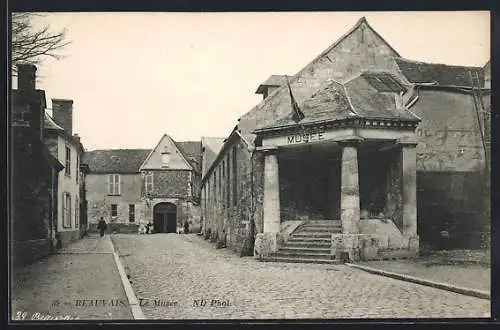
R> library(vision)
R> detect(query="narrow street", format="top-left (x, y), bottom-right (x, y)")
top-left (112, 234), bottom-right (489, 319)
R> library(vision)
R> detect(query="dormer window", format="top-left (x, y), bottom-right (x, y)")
top-left (161, 151), bottom-right (171, 168)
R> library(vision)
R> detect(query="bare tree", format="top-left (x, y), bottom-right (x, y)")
top-left (11, 12), bottom-right (70, 72)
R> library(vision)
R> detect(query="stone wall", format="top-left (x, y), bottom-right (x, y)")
top-left (150, 170), bottom-right (191, 197)
top-left (411, 89), bottom-right (490, 249)
top-left (86, 173), bottom-right (143, 224)
top-left (12, 239), bottom-right (52, 267)
top-left (202, 138), bottom-right (256, 255)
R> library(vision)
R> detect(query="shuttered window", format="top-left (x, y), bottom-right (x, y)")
top-left (75, 197), bottom-right (79, 228)
top-left (63, 192), bottom-right (72, 228)
top-left (65, 146), bottom-right (71, 176)
top-left (107, 174), bottom-right (121, 195)
top-left (145, 172), bottom-right (154, 193)
top-left (129, 204), bottom-right (135, 222)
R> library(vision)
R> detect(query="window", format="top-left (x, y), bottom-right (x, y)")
top-left (226, 156), bottom-right (230, 206)
top-left (222, 160), bottom-right (225, 207)
top-left (213, 171), bottom-right (217, 201)
top-left (65, 146), bottom-right (71, 176)
top-left (161, 152), bottom-right (171, 167)
top-left (107, 174), bottom-right (121, 195)
top-left (111, 204), bottom-right (118, 217)
top-left (129, 204), bottom-right (135, 222)
top-left (232, 146), bottom-right (238, 205)
top-left (63, 192), bottom-right (72, 228)
top-left (75, 197), bottom-right (79, 228)
top-left (145, 172), bottom-right (154, 193)
top-left (219, 166), bottom-right (222, 202)
top-left (76, 155), bottom-right (80, 183)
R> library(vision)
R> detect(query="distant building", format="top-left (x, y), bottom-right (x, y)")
top-left (201, 17), bottom-right (490, 261)
top-left (44, 98), bottom-right (89, 247)
top-left (11, 63), bottom-right (64, 266)
top-left (84, 135), bottom-right (202, 233)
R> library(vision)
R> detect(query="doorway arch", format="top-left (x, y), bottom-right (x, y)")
top-left (153, 202), bottom-right (177, 233)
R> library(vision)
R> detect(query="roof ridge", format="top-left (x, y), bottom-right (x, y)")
top-left (395, 57), bottom-right (483, 69)
top-left (85, 148), bottom-right (151, 152)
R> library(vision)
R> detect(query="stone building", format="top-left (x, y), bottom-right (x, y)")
top-left (44, 98), bottom-right (89, 247)
top-left (200, 17), bottom-right (490, 261)
top-left (84, 135), bottom-right (202, 233)
top-left (11, 63), bottom-right (65, 266)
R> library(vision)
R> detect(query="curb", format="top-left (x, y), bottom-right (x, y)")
top-left (108, 237), bottom-right (146, 319)
top-left (346, 263), bottom-right (490, 300)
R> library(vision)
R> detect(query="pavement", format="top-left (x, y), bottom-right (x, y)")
top-left (358, 259), bottom-right (490, 293)
top-left (10, 234), bottom-right (133, 321)
top-left (111, 233), bottom-right (490, 319)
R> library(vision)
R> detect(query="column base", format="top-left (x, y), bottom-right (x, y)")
top-left (254, 233), bottom-right (279, 259)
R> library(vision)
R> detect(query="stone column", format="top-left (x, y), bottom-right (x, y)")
top-left (340, 140), bottom-right (361, 234)
top-left (400, 141), bottom-right (418, 237)
top-left (263, 151), bottom-right (281, 233)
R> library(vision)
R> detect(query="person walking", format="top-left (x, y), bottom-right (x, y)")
top-left (184, 221), bottom-right (189, 234)
top-left (97, 217), bottom-right (107, 237)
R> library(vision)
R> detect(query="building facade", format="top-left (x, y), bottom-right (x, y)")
top-left (44, 99), bottom-right (89, 247)
top-left (201, 17), bottom-right (490, 260)
top-left (85, 135), bottom-right (202, 233)
top-left (11, 64), bottom-right (65, 266)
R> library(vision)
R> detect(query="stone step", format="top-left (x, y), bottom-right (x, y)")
top-left (298, 228), bottom-right (342, 234)
top-left (279, 247), bottom-right (331, 253)
top-left (299, 222), bottom-right (342, 227)
top-left (304, 220), bottom-right (342, 225)
top-left (275, 251), bottom-right (332, 259)
top-left (288, 237), bottom-right (331, 243)
top-left (291, 233), bottom-right (333, 239)
top-left (284, 242), bottom-right (331, 249)
top-left (299, 225), bottom-right (342, 230)
top-left (259, 256), bottom-right (340, 265)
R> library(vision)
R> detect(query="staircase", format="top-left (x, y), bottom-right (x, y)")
top-left (261, 220), bottom-right (342, 265)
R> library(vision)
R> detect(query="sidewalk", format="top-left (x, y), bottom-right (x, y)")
top-left (11, 234), bottom-right (133, 321)
top-left (357, 250), bottom-right (490, 294)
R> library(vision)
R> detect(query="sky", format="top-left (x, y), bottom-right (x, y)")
top-left (16, 11), bottom-right (490, 151)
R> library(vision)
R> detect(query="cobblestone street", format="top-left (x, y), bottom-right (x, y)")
top-left (112, 234), bottom-right (490, 319)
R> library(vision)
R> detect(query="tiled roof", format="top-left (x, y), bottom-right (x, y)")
top-left (255, 75), bottom-right (288, 94)
top-left (394, 58), bottom-right (485, 87)
top-left (344, 72), bottom-right (418, 120)
top-left (201, 137), bottom-right (225, 176)
top-left (175, 141), bottom-right (202, 172)
top-left (44, 112), bottom-right (64, 130)
top-left (84, 149), bottom-right (151, 173)
top-left (257, 73), bottom-right (419, 131)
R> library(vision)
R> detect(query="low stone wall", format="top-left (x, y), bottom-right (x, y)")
top-left (331, 233), bottom-right (419, 262)
top-left (88, 222), bottom-right (140, 234)
top-left (12, 239), bottom-right (52, 267)
top-left (280, 220), bottom-right (305, 244)
top-left (56, 230), bottom-right (80, 248)
top-left (254, 232), bottom-right (279, 260)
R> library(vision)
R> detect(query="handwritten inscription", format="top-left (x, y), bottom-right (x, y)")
top-left (287, 131), bottom-right (325, 144)
top-left (14, 311), bottom-right (79, 321)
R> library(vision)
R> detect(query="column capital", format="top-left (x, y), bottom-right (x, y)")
top-left (337, 136), bottom-right (364, 148)
top-left (256, 146), bottom-right (279, 154)
top-left (397, 136), bottom-right (419, 147)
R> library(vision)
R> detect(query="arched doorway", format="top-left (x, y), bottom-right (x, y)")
top-left (153, 202), bottom-right (177, 233)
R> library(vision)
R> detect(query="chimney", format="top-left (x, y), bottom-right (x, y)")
top-left (255, 75), bottom-right (288, 100)
top-left (52, 99), bottom-right (73, 135)
top-left (17, 63), bottom-right (37, 91)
